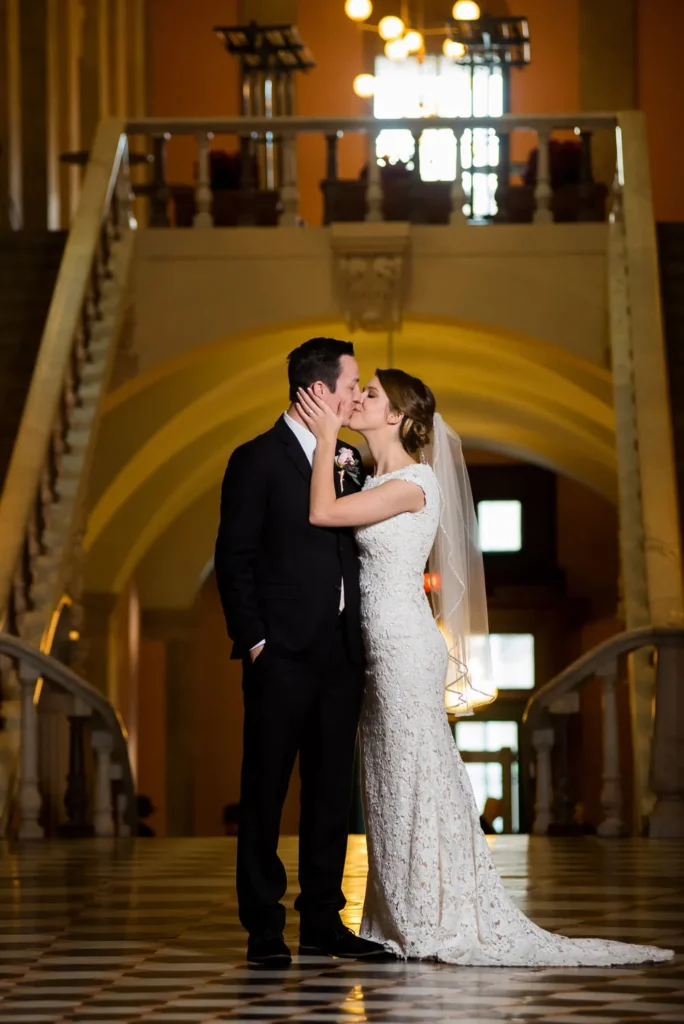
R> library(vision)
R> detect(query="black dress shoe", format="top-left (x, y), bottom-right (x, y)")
top-left (299, 923), bottom-right (387, 959)
top-left (247, 932), bottom-right (292, 966)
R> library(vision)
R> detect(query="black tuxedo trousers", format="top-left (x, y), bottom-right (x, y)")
top-left (215, 416), bottom-right (366, 935)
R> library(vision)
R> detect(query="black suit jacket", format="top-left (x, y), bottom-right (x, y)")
top-left (215, 416), bottom-right (366, 666)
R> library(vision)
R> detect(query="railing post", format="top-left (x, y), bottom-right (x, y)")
top-left (59, 697), bottom-right (94, 838)
top-left (92, 730), bottom-right (115, 837)
top-left (194, 133), bottom-right (214, 228)
top-left (450, 128), bottom-right (468, 225)
top-left (18, 663), bottom-right (44, 839)
top-left (149, 133), bottom-right (170, 228)
top-left (533, 128), bottom-right (553, 225)
top-left (365, 131), bottom-right (383, 223)
top-left (650, 645), bottom-right (684, 837)
top-left (279, 133), bottom-right (299, 227)
top-left (325, 131), bottom-right (340, 182)
top-left (597, 663), bottom-right (625, 836)
top-left (532, 726), bottom-right (554, 835)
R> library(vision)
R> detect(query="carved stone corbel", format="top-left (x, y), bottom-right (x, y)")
top-left (330, 222), bottom-right (411, 332)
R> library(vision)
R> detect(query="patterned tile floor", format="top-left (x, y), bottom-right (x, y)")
top-left (0, 836), bottom-right (683, 1024)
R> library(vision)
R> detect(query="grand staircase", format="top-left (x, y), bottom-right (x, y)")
top-left (0, 121), bottom-right (137, 838)
top-left (0, 232), bottom-right (67, 491)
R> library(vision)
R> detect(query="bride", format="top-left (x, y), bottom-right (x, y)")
top-left (295, 368), bottom-right (673, 968)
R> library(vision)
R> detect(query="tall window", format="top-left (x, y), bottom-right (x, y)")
top-left (373, 55), bottom-right (504, 218)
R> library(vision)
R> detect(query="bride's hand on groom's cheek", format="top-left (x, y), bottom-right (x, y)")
top-left (296, 387), bottom-right (341, 441)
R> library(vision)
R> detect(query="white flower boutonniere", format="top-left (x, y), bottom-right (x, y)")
top-left (335, 447), bottom-right (361, 492)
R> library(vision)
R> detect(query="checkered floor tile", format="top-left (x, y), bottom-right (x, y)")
top-left (0, 835), bottom-right (682, 1022)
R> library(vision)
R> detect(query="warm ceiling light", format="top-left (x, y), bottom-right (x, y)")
top-left (385, 36), bottom-right (409, 60)
top-left (353, 72), bottom-right (376, 98)
top-left (404, 29), bottom-right (424, 53)
top-left (452, 1), bottom-right (480, 18)
top-left (344, 0), bottom-right (373, 22)
top-left (378, 15), bottom-right (405, 41)
top-left (443, 38), bottom-right (467, 58)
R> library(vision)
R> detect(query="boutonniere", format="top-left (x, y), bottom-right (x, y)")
top-left (335, 447), bottom-right (361, 492)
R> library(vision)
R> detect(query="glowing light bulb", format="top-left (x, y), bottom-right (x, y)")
top-left (378, 15), bottom-right (405, 41)
top-left (353, 73), bottom-right (376, 98)
top-left (452, 1), bottom-right (480, 18)
top-left (443, 38), bottom-right (466, 58)
top-left (385, 36), bottom-right (409, 60)
top-left (344, 0), bottom-right (373, 22)
top-left (404, 29), bottom-right (424, 53)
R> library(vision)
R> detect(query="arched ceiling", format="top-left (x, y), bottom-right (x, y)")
top-left (84, 316), bottom-right (615, 602)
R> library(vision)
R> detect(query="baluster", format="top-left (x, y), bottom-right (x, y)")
top-left (109, 763), bottom-right (131, 837)
top-left (279, 133), bottom-right (299, 227)
top-left (92, 731), bottom-right (115, 837)
top-left (326, 131), bottom-right (340, 182)
top-left (597, 662), bottom-right (624, 836)
top-left (18, 662), bottom-right (44, 839)
top-left (450, 128), bottom-right (468, 225)
top-left (533, 128), bottom-right (553, 224)
top-left (238, 134), bottom-right (257, 226)
top-left (149, 133), bottom-right (170, 228)
top-left (577, 129), bottom-right (595, 221)
top-left (59, 699), bottom-right (94, 838)
top-left (365, 132), bottom-right (383, 223)
top-left (194, 133), bottom-right (214, 228)
top-left (323, 131), bottom-right (341, 226)
top-left (532, 726), bottom-right (555, 835)
top-left (649, 645), bottom-right (684, 837)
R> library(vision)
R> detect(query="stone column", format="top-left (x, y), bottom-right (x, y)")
top-left (143, 608), bottom-right (195, 838)
top-left (610, 110), bottom-right (684, 835)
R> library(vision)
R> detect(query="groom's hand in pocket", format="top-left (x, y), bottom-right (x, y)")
top-left (250, 643), bottom-right (265, 664)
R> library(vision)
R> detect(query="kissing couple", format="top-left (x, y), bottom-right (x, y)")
top-left (215, 336), bottom-right (672, 969)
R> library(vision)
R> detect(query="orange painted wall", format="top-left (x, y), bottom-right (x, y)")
top-left (637, 0), bottom-right (684, 222)
top-left (295, 0), bottom-right (367, 225)
top-left (147, 0), bottom-right (241, 187)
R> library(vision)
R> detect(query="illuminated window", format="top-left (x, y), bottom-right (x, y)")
top-left (477, 499), bottom-right (522, 552)
top-left (373, 55), bottom-right (503, 217)
top-left (470, 633), bottom-right (535, 690)
top-left (455, 721), bottom-right (519, 832)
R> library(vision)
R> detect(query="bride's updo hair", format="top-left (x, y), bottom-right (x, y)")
top-left (376, 368), bottom-right (436, 456)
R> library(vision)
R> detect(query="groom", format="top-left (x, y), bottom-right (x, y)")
top-left (215, 337), bottom-right (385, 965)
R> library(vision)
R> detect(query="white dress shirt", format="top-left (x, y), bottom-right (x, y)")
top-left (250, 413), bottom-right (344, 651)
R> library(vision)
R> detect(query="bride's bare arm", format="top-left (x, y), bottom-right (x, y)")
top-left (309, 436), bottom-right (424, 528)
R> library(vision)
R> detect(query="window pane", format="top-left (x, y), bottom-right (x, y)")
top-left (372, 56), bottom-right (502, 187)
top-left (491, 634), bottom-right (535, 689)
top-left (469, 634), bottom-right (535, 690)
top-left (477, 499), bottom-right (522, 552)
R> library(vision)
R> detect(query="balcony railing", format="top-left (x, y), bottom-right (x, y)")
top-left (119, 113), bottom-right (617, 229)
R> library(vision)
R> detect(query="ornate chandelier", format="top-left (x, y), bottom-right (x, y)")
top-left (346, 2), bottom-right (530, 98)
top-left (345, 1), bottom-right (480, 97)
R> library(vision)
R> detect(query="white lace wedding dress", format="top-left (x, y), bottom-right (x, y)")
top-left (356, 463), bottom-right (673, 967)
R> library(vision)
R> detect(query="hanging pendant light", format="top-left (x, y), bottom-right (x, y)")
top-left (344, 0), bottom-right (373, 21)
top-left (378, 15), bottom-right (405, 41)
top-left (353, 72), bottom-right (376, 98)
top-left (452, 1), bottom-right (480, 18)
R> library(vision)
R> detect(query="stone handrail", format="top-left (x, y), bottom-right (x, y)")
top-left (0, 633), bottom-right (135, 839)
top-left (126, 113), bottom-right (618, 133)
top-left (522, 626), bottom-right (684, 837)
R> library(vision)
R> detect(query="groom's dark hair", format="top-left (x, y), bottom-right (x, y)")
top-left (287, 337), bottom-right (355, 402)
